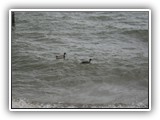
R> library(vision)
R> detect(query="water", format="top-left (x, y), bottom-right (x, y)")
top-left (11, 11), bottom-right (149, 109)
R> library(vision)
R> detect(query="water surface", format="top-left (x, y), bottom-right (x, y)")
top-left (11, 11), bottom-right (149, 108)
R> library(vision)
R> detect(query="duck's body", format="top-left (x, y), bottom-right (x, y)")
top-left (56, 53), bottom-right (66, 59)
top-left (81, 59), bottom-right (92, 64)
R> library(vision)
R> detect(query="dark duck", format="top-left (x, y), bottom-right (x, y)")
top-left (81, 59), bottom-right (92, 64)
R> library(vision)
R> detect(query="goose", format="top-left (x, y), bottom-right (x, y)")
top-left (81, 59), bottom-right (92, 64)
top-left (56, 53), bottom-right (66, 59)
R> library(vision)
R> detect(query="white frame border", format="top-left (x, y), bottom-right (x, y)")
top-left (9, 9), bottom-right (151, 111)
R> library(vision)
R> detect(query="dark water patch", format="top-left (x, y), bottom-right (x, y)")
top-left (88, 15), bottom-right (113, 21)
top-left (121, 29), bottom-right (148, 42)
top-left (17, 32), bottom-right (46, 39)
top-left (122, 47), bottom-right (136, 50)
top-left (12, 54), bottom-right (52, 72)
top-left (16, 19), bottom-right (29, 24)
top-left (94, 30), bottom-right (108, 36)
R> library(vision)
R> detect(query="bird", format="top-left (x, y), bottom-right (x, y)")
top-left (81, 59), bottom-right (92, 64)
top-left (56, 53), bottom-right (66, 59)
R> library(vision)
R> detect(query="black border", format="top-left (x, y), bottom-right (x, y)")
top-left (10, 9), bottom-right (151, 110)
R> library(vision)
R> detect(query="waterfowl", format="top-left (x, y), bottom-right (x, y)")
top-left (81, 59), bottom-right (92, 64)
top-left (56, 53), bottom-right (66, 59)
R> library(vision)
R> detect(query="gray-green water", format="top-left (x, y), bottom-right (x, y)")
top-left (11, 11), bottom-right (149, 108)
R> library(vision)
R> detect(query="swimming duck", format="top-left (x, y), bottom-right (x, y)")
top-left (81, 59), bottom-right (92, 64)
top-left (56, 53), bottom-right (66, 59)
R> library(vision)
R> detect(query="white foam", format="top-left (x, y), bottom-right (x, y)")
top-left (12, 98), bottom-right (148, 109)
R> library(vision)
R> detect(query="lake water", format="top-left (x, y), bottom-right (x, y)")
top-left (11, 11), bottom-right (149, 109)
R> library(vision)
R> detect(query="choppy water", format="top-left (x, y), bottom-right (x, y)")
top-left (11, 11), bottom-right (149, 109)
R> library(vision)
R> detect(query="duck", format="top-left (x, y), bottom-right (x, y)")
top-left (56, 53), bottom-right (66, 59)
top-left (81, 59), bottom-right (92, 64)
